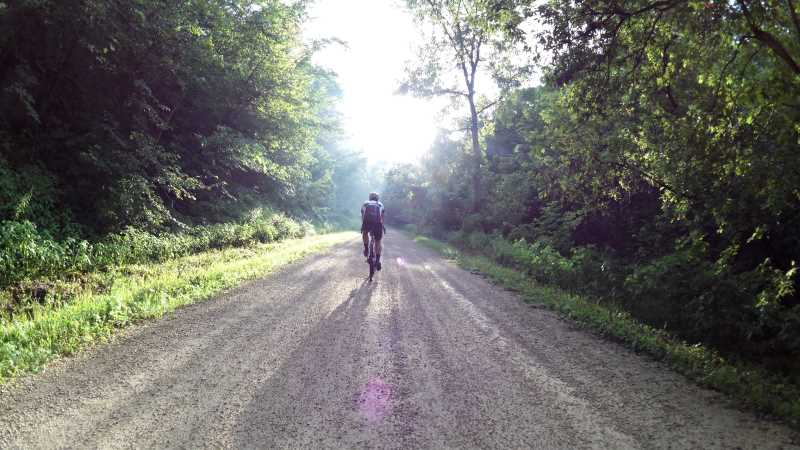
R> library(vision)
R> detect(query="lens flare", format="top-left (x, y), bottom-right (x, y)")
top-left (357, 377), bottom-right (392, 422)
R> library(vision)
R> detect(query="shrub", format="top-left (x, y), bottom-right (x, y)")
top-left (567, 246), bottom-right (621, 298)
top-left (403, 224), bottom-right (418, 235)
top-left (622, 248), bottom-right (713, 331)
top-left (0, 210), bottom-right (309, 293)
top-left (0, 221), bottom-right (60, 287)
top-left (461, 213), bottom-right (484, 233)
top-left (521, 240), bottom-right (575, 287)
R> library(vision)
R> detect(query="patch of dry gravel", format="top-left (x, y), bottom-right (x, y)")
top-left (0, 232), bottom-right (798, 449)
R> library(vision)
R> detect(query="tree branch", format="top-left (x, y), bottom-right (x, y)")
top-left (609, 0), bottom-right (687, 17)
top-left (441, 125), bottom-right (472, 133)
top-left (606, 158), bottom-right (695, 202)
top-left (425, 0), bottom-right (461, 55)
top-left (477, 100), bottom-right (498, 115)
top-left (738, 0), bottom-right (800, 74)
top-left (434, 87), bottom-right (469, 97)
top-left (787, 0), bottom-right (800, 41)
top-left (459, 58), bottom-right (473, 94)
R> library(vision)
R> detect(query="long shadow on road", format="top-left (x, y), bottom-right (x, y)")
top-left (233, 280), bottom-right (377, 448)
top-left (8, 246), bottom-right (354, 449)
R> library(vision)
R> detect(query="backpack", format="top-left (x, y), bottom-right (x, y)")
top-left (363, 201), bottom-right (381, 225)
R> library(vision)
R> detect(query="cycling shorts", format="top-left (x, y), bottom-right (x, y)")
top-left (361, 221), bottom-right (383, 240)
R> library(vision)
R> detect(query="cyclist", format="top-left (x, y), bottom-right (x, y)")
top-left (361, 192), bottom-right (385, 271)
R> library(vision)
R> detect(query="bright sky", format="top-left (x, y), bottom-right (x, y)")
top-left (303, 0), bottom-right (443, 164)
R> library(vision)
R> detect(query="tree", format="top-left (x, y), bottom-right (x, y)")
top-left (533, 0), bottom-right (800, 268)
top-left (387, 0), bottom-right (800, 376)
top-left (0, 0), bottom-right (347, 233)
top-left (400, 0), bottom-right (531, 212)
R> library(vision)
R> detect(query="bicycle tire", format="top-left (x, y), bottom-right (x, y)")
top-left (369, 258), bottom-right (375, 281)
top-left (368, 234), bottom-right (375, 281)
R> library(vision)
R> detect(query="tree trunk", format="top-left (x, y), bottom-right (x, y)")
top-left (468, 93), bottom-right (482, 212)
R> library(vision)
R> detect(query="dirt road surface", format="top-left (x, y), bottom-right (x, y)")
top-left (1, 232), bottom-right (798, 449)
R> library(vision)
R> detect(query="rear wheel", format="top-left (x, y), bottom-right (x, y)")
top-left (368, 257), bottom-right (375, 281)
top-left (367, 235), bottom-right (376, 281)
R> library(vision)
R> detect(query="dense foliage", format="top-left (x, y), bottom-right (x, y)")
top-left (0, 1), bottom-right (372, 293)
top-left (390, 0), bottom-right (800, 376)
top-left (0, 210), bottom-right (307, 294)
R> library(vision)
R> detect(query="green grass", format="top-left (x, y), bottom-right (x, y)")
top-left (411, 233), bottom-right (800, 429)
top-left (0, 231), bottom-right (357, 382)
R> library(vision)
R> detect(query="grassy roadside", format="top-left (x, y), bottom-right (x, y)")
top-left (0, 231), bottom-right (357, 382)
top-left (410, 233), bottom-right (800, 429)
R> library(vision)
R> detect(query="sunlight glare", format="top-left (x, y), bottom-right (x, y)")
top-left (304, 0), bottom-right (443, 164)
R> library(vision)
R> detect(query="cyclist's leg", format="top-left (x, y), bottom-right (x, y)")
top-left (373, 224), bottom-right (383, 269)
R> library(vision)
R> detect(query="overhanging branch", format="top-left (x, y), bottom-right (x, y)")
top-left (739, 0), bottom-right (800, 74)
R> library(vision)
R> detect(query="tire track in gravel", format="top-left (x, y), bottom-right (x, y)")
top-left (0, 231), bottom-right (798, 449)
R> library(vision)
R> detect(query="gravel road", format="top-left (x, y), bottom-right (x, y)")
top-left (1, 232), bottom-right (798, 449)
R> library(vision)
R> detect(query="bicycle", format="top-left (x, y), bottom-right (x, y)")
top-left (366, 231), bottom-right (377, 282)
top-left (366, 226), bottom-right (386, 282)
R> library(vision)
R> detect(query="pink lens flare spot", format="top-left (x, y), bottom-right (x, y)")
top-left (396, 257), bottom-right (406, 266)
top-left (357, 377), bottom-right (393, 422)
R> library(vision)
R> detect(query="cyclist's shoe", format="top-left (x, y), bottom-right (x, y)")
top-left (376, 260), bottom-right (382, 271)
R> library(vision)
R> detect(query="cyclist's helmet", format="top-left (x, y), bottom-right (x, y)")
top-left (369, 192), bottom-right (379, 201)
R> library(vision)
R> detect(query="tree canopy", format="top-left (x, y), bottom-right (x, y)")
top-left (0, 0), bottom-right (367, 237)
top-left (389, 0), bottom-right (800, 377)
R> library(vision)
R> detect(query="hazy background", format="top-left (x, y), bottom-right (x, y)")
top-left (303, 0), bottom-right (445, 164)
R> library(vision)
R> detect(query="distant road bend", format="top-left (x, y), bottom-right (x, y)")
top-left (0, 232), bottom-right (797, 449)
